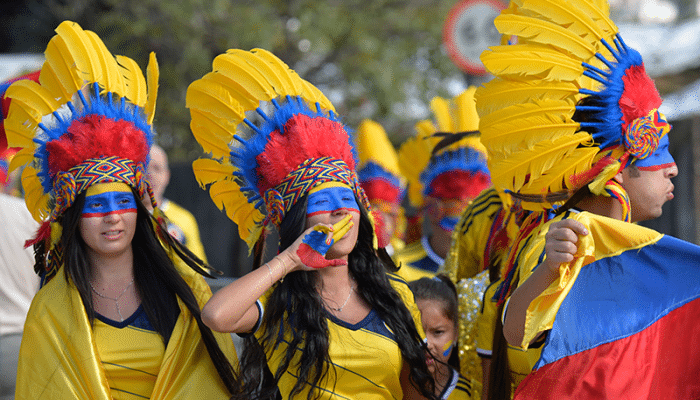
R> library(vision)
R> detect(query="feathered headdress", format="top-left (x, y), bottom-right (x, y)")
top-left (398, 87), bottom-right (490, 209)
top-left (188, 49), bottom-right (370, 251)
top-left (355, 119), bottom-right (405, 207)
top-left (4, 21), bottom-right (159, 279)
top-left (476, 0), bottom-right (673, 214)
top-left (1, 71), bottom-right (41, 192)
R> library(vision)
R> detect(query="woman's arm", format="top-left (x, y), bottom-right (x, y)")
top-left (502, 219), bottom-right (588, 347)
top-left (201, 250), bottom-right (295, 333)
top-left (202, 216), bottom-right (354, 333)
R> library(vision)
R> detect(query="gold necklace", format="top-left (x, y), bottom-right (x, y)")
top-left (89, 278), bottom-right (135, 322)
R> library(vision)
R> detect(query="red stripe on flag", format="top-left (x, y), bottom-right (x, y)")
top-left (514, 299), bottom-right (700, 399)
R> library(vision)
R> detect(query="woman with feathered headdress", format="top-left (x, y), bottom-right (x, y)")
top-left (188, 48), bottom-right (438, 399)
top-left (7, 21), bottom-right (239, 399)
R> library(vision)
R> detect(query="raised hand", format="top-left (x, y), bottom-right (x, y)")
top-left (296, 215), bottom-right (354, 269)
top-left (542, 218), bottom-right (589, 272)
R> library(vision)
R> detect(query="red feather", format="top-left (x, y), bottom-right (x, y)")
top-left (255, 114), bottom-right (355, 193)
top-left (46, 115), bottom-right (149, 176)
top-left (619, 65), bottom-right (662, 125)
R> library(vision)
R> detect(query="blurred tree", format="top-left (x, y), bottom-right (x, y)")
top-left (2, 0), bottom-right (490, 161)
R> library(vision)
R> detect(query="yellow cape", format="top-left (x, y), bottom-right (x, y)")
top-left (16, 262), bottom-right (237, 399)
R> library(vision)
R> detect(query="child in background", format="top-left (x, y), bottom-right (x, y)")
top-left (410, 275), bottom-right (474, 399)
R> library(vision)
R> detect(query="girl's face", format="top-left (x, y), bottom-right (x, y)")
top-left (305, 182), bottom-right (361, 259)
top-left (79, 182), bottom-right (138, 260)
top-left (416, 298), bottom-right (457, 374)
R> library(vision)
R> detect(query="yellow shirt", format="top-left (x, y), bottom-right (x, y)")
top-left (256, 274), bottom-right (425, 399)
top-left (93, 307), bottom-right (164, 399)
top-left (393, 236), bottom-right (443, 281)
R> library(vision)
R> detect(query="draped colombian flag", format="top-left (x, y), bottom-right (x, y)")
top-left (513, 212), bottom-right (700, 399)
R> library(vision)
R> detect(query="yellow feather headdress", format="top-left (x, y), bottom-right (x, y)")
top-left (398, 87), bottom-right (489, 208)
top-left (355, 119), bottom-right (405, 205)
top-left (188, 49), bottom-right (369, 251)
top-left (477, 0), bottom-right (672, 212)
top-left (4, 20), bottom-right (159, 279)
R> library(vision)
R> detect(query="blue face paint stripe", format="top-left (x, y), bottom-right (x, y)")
top-left (82, 191), bottom-right (137, 217)
top-left (306, 187), bottom-right (359, 216)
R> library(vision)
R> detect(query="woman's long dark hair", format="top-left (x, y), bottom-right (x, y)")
top-left (236, 194), bottom-right (436, 400)
top-left (58, 189), bottom-right (239, 395)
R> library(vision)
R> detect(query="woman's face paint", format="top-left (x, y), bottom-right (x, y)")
top-left (79, 182), bottom-right (138, 259)
top-left (306, 183), bottom-right (359, 217)
top-left (305, 182), bottom-right (361, 260)
top-left (82, 190), bottom-right (138, 217)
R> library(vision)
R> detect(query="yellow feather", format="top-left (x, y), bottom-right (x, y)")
top-left (186, 78), bottom-right (245, 125)
top-left (145, 52), bottom-right (159, 125)
top-left (189, 113), bottom-right (234, 159)
top-left (251, 48), bottom-right (304, 96)
top-left (490, 132), bottom-right (590, 193)
top-left (192, 158), bottom-right (236, 188)
top-left (430, 97), bottom-right (453, 132)
top-left (44, 33), bottom-right (84, 100)
top-left (356, 119), bottom-right (402, 177)
top-left (21, 166), bottom-right (50, 222)
top-left (212, 53), bottom-right (275, 109)
top-left (226, 49), bottom-right (290, 94)
top-left (514, 0), bottom-right (608, 44)
top-left (523, 146), bottom-right (597, 193)
top-left (116, 55), bottom-right (147, 107)
top-left (454, 86), bottom-right (479, 132)
top-left (481, 44), bottom-right (584, 82)
top-left (55, 21), bottom-right (102, 85)
top-left (494, 14), bottom-right (596, 60)
top-left (209, 179), bottom-right (264, 246)
top-left (300, 79), bottom-right (335, 113)
top-left (84, 30), bottom-right (125, 94)
top-left (39, 60), bottom-right (73, 105)
top-left (398, 125), bottom-right (440, 207)
top-left (475, 78), bottom-right (579, 117)
top-left (480, 102), bottom-right (580, 158)
top-left (4, 80), bottom-right (61, 148)
top-left (8, 148), bottom-right (34, 172)
top-left (480, 98), bottom-right (574, 130)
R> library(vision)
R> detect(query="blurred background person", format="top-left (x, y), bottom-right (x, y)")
top-left (355, 119), bottom-right (407, 256)
top-left (148, 143), bottom-right (208, 263)
top-left (394, 88), bottom-right (491, 281)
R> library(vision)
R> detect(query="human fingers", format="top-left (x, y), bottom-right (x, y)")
top-left (331, 215), bottom-right (354, 242)
top-left (550, 219), bottom-right (588, 236)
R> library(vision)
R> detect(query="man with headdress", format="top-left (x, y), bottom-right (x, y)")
top-left (475, 0), bottom-right (699, 397)
top-left (394, 87), bottom-right (491, 282)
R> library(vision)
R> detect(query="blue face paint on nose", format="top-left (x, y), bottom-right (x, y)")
top-left (306, 186), bottom-right (359, 217)
top-left (82, 191), bottom-right (137, 217)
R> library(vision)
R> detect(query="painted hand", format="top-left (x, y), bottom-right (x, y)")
top-left (297, 215), bottom-right (354, 269)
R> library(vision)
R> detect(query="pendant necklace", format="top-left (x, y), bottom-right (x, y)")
top-left (90, 277), bottom-right (135, 322)
top-left (325, 286), bottom-right (355, 312)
